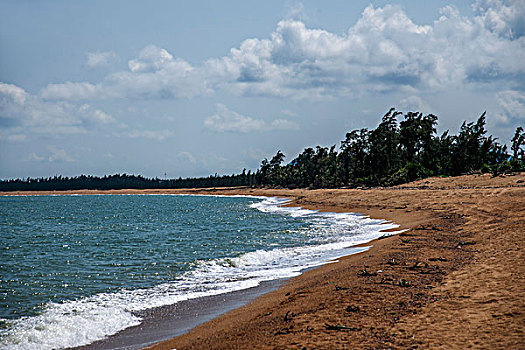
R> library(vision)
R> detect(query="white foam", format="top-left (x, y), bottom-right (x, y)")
top-left (0, 195), bottom-right (402, 350)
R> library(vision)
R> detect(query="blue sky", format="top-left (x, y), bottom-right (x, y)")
top-left (1, 0), bottom-right (524, 179)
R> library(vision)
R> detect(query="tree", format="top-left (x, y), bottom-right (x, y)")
top-left (368, 108), bottom-right (402, 184)
top-left (452, 112), bottom-right (487, 174)
top-left (510, 126), bottom-right (525, 171)
top-left (339, 128), bottom-right (370, 185)
top-left (268, 150), bottom-right (285, 186)
top-left (257, 159), bottom-right (271, 185)
top-left (399, 112), bottom-right (438, 171)
top-left (511, 126), bottom-right (525, 160)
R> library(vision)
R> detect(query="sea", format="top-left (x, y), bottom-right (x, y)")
top-left (0, 194), bottom-right (400, 349)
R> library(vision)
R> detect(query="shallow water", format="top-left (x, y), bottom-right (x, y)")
top-left (0, 194), bottom-right (398, 349)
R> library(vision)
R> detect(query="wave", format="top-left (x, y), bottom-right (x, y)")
top-left (0, 196), bottom-right (402, 350)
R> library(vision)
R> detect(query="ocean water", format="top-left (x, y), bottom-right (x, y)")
top-left (0, 194), bottom-right (400, 349)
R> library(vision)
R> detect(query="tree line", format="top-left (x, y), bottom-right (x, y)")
top-left (258, 108), bottom-right (524, 188)
top-left (0, 171), bottom-right (257, 192)
top-left (1, 108), bottom-right (524, 191)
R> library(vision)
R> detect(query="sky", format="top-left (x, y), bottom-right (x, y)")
top-left (0, 0), bottom-right (524, 179)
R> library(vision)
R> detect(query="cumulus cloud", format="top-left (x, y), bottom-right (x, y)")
top-left (86, 51), bottom-right (117, 68)
top-left (204, 104), bottom-right (299, 133)
top-left (43, 45), bottom-right (208, 100)
top-left (48, 146), bottom-right (74, 162)
top-left (128, 45), bottom-right (174, 73)
top-left (204, 104), bottom-right (266, 133)
top-left (78, 104), bottom-right (115, 124)
top-left (0, 82), bottom-right (115, 138)
top-left (399, 96), bottom-right (433, 113)
top-left (39, 4), bottom-right (525, 101)
top-left (0, 82), bottom-right (27, 105)
top-left (495, 90), bottom-right (525, 124)
top-left (473, 0), bottom-right (525, 39)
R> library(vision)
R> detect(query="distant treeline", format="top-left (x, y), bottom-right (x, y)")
top-left (0, 171), bottom-right (257, 192)
top-left (1, 108), bottom-right (524, 192)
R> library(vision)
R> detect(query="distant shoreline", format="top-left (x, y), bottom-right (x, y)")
top-left (0, 187), bottom-right (256, 196)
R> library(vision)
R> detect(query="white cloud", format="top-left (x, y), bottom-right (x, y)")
top-left (270, 119), bottom-right (300, 130)
top-left (204, 104), bottom-right (299, 133)
top-left (495, 90), bottom-right (525, 124)
top-left (47, 146), bottom-right (74, 162)
top-left (399, 96), bottom-right (433, 113)
top-left (41, 82), bottom-right (102, 100)
top-left (128, 45), bottom-right (174, 73)
top-left (0, 82), bottom-right (27, 105)
top-left (116, 129), bottom-right (172, 141)
top-left (0, 82), bottom-right (115, 137)
top-left (78, 104), bottom-right (115, 124)
top-left (26, 147), bottom-right (74, 163)
top-left (204, 103), bottom-right (266, 133)
top-left (285, 2), bottom-right (309, 21)
top-left (43, 45), bottom-right (208, 101)
top-left (207, 4), bottom-right (523, 97)
top-left (38, 4), bottom-right (525, 102)
top-left (27, 152), bottom-right (44, 162)
top-left (92, 109), bottom-right (113, 123)
top-left (473, 0), bottom-right (525, 39)
top-left (86, 51), bottom-right (117, 68)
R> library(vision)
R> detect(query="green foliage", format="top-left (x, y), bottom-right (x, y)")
top-left (255, 108), bottom-right (514, 189)
top-left (368, 108), bottom-right (402, 184)
top-left (511, 127), bottom-right (525, 158)
top-left (385, 162), bottom-right (431, 186)
top-left (492, 161), bottom-right (512, 176)
top-left (399, 112), bottom-right (438, 171)
top-left (481, 164), bottom-right (491, 174)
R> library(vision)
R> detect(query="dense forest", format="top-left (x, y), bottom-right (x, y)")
top-left (1, 108), bottom-right (524, 192)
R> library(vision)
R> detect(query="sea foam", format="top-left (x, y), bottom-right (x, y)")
top-left (0, 196), bottom-right (401, 350)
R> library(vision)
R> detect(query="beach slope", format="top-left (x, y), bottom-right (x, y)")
top-left (143, 174), bottom-right (524, 349)
top-left (3, 174), bottom-right (524, 348)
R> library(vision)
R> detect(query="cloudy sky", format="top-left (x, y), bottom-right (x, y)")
top-left (1, 0), bottom-right (524, 179)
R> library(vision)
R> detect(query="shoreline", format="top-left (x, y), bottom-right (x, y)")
top-left (72, 279), bottom-right (285, 350)
top-left (3, 173), bottom-right (525, 348)
top-left (3, 190), bottom-right (397, 349)
top-left (146, 174), bottom-right (525, 349)
top-left (73, 245), bottom-right (371, 350)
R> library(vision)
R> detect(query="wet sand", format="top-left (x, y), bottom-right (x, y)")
top-left (3, 173), bottom-right (525, 349)
top-left (70, 280), bottom-right (284, 350)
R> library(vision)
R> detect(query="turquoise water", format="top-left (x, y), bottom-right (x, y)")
top-left (0, 194), bottom-right (398, 349)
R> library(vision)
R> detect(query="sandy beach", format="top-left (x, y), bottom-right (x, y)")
top-left (3, 173), bottom-right (525, 349)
